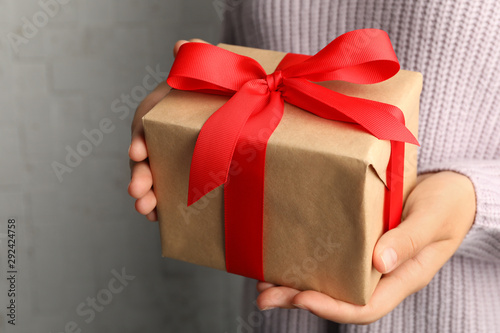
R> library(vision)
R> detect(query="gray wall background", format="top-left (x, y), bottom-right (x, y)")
top-left (0, 1), bottom-right (248, 332)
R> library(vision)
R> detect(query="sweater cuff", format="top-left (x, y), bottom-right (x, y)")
top-left (418, 160), bottom-right (500, 263)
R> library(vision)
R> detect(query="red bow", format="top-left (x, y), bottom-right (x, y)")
top-left (167, 29), bottom-right (418, 281)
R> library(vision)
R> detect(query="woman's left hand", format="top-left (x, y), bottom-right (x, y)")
top-left (256, 171), bottom-right (476, 324)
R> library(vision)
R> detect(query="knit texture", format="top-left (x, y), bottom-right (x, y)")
top-left (221, 0), bottom-right (500, 332)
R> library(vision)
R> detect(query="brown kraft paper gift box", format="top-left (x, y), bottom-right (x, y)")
top-left (143, 43), bottom-right (422, 305)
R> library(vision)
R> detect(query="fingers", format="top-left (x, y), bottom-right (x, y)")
top-left (290, 243), bottom-right (448, 324)
top-left (256, 281), bottom-right (277, 293)
top-left (289, 273), bottom-right (406, 324)
top-left (373, 172), bottom-right (476, 274)
top-left (130, 37), bottom-right (210, 165)
top-left (146, 209), bottom-right (158, 222)
top-left (373, 178), bottom-right (448, 274)
top-left (173, 40), bottom-right (188, 57)
top-left (128, 161), bottom-right (153, 198)
top-left (256, 286), bottom-right (301, 310)
top-left (129, 80), bottom-right (171, 167)
top-left (129, 161), bottom-right (157, 217)
top-left (373, 209), bottom-right (440, 274)
top-left (256, 237), bottom-right (452, 324)
top-left (128, 38), bottom-right (210, 222)
top-left (129, 132), bottom-right (148, 162)
top-left (292, 290), bottom-right (372, 324)
top-left (134, 189), bottom-right (157, 216)
top-left (173, 38), bottom-right (211, 57)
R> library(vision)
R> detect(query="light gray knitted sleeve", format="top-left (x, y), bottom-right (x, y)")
top-left (419, 160), bottom-right (500, 264)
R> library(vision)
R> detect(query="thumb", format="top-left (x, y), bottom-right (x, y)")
top-left (373, 208), bottom-right (440, 274)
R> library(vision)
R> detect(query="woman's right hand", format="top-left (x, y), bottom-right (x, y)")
top-left (128, 39), bottom-right (208, 221)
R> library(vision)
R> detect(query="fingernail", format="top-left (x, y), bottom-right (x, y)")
top-left (259, 306), bottom-right (275, 311)
top-left (381, 248), bottom-right (398, 273)
top-left (292, 304), bottom-right (307, 310)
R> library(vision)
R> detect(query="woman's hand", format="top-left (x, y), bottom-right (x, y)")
top-left (128, 39), bottom-right (208, 221)
top-left (256, 171), bottom-right (476, 324)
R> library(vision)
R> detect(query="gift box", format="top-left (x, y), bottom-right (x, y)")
top-left (143, 31), bottom-right (422, 305)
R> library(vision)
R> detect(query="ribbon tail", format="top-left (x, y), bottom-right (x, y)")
top-left (224, 92), bottom-right (284, 280)
top-left (188, 80), bottom-right (269, 205)
top-left (384, 141), bottom-right (405, 230)
top-left (282, 78), bottom-right (418, 145)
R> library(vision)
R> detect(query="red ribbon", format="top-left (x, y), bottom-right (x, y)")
top-left (167, 29), bottom-right (419, 281)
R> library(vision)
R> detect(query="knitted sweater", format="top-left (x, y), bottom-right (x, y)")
top-left (221, 1), bottom-right (500, 332)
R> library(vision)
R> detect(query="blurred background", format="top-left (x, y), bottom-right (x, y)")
top-left (0, 1), bottom-right (248, 332)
